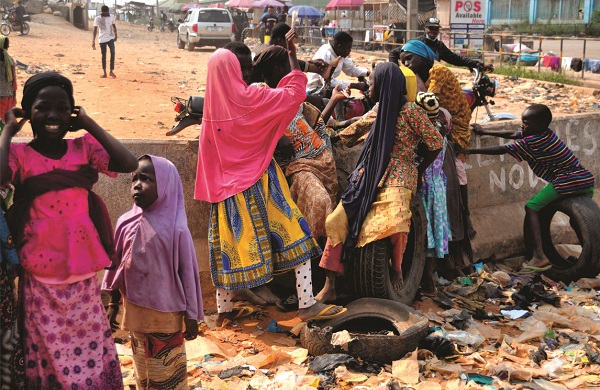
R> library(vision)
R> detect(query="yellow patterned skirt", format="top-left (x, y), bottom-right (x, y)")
top-left (326, 187), bottom-right (412, 248)
top-left (209, 161), bottom-right (322, 290)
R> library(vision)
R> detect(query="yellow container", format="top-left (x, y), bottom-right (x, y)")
top-left (399, 66), bottom-right (417, 102)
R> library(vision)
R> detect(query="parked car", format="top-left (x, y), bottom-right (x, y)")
top-left (177, 8), bottom-right (235, 51)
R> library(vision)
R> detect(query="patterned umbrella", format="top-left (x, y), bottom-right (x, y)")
top-left (288, 5), bottom-right (323, 18)
top-left (224, 0), bottom-right (256, 7)
top-left (325, 0), bottom-right (363, 10)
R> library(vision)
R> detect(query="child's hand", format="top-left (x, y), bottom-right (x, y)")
top-left (470, 123), bottom-right (485, 135)
top-left (3, 107), bottom-right (28, 137)
top-left (183, 318), bottom-right (199, 340)
top-left (106, 304), bottom-right (120, 333)
top-left (285, 29), bottom-right (298, 56)
top-left (330, 85), bottom-right (346, 102)
top-left (69, 106), bottom-right (93, 132)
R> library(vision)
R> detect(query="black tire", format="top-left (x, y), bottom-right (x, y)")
top-left (348, 196), bottom-right (427, 304)
top-left (300, 298), bottom-right (429, 363)
top-left (20, 22), bottom-right (29, 35)
top-left (0, 23), bottom-right (10, 36)
top-left (530, 195), bottom-right (600, 283)
top-left (177, 33), bottom-right (185, 49)
top-left (185, 35), bottom-right (195, 51)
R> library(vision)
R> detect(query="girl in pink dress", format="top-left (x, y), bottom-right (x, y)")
top-left (0, 72), bottom-right (138, 389)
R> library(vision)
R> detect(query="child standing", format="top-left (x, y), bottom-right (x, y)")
top-left (468, 104), bottom-right (594, 271)
top-left (102, 155), bottom-right (204, 390)
top-left (0, 71), bottom-right (138, 389)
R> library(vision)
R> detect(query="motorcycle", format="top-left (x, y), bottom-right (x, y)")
top-left (0, 7), bottom-right (31, 36)
top-left (166, 96), bottom-right (204, 136)
top-left (166, 19), bottom-right (176, 33)
top-left (147, 18), bottom-right (155, 32)
top-left (463, 66), bottom-right (517, 122)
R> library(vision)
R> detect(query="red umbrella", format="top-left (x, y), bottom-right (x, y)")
top-left (224, 0), bottom-right (255, 8)
top-left (207, 2), bottom-right (225, 7)
top-left (181, 3), bottom-right (203, 12)
top-left (325, 0), bottom-right (363, 10)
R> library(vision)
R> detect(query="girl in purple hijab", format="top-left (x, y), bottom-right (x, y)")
top-left (102, 155), bottom-right (203, 390)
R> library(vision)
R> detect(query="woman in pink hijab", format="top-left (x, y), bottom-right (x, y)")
top-left (195, 31), bottom-right (345, 325)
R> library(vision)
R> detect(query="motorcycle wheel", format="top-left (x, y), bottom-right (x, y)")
top-left (0, 23), bottom-right (10, 36)
top-left (20, 22), bottom-right (29, 35)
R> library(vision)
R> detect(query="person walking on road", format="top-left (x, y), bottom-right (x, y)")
top-left (92, 5), bottom-right (118, 78)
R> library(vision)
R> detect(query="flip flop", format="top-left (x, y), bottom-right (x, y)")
top-left (522, 264), bottom-right (552, 272)
top-left (303, 304), bottom-right (347, 321)
top-left (231, 305), bottom-right (255, 320)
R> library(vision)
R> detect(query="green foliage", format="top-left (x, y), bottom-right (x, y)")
top-left (492, 64), bottom-right (581, 86)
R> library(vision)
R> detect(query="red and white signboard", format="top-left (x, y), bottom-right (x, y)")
top-left (450, 0), bottom-right (486, 50)
top-left (451, 0), bottom-right (486, 24)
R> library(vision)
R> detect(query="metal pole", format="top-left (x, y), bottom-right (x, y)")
top-left (156, 0), bottom-right (159, 18)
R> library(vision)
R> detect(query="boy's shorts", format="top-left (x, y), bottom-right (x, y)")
top-left (525, 183), bottom-right (594, 211)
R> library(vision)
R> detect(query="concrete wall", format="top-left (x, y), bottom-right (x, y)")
top-left (16, 112), bottom-right (595, 274)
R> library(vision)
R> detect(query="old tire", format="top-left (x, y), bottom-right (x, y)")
top-left (348, 196), bottom-right (427, 304)
top-left (177, 34), bottom-right (185, 49)
top-left (185, 35), bottom-right (195, 51)
top-left (532, 195), bottom-right (600, 283)
top-left (300, 298), bottom-right (429, 363)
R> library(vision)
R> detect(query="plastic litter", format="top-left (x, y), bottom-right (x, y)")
top-left (268, 319), bottom-right (286, 333)
top-left (445, 331), bottom-right (485, 347)
top-left (542, 357), bottom-right (565, 377)
top-left (308, 353), bottom-right (356, 372)
top-left (501, 309), bottom-right (530, 319)
top-left (419, 333), bottom-right (457, 358)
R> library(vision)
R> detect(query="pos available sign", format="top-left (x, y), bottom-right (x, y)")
top-left (450, 0), bottom-right (486, 50)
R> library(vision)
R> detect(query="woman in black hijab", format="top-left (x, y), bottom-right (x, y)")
top-left (316, 63), bottom-right (443, 303)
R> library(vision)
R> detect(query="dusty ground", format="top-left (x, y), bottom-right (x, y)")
top-left (10, 13), bottom-right (600, 143)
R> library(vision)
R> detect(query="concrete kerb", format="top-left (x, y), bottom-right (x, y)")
top-left (14, 112), bottom-right (597, 278)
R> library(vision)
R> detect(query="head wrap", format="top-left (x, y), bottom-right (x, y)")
top-left (252, 45), bottom-right (288, 83)
top-left (103, 155), bottom-right (204, 320)
top-left (0, 36), bottom-right (13, 85)
top-left (342, 62), bottom-right (407, 256)
top-left (21, 72), bottom-right (75, 116)
top-left (402, 40), bottom-right (435, 63)
top-left (194, 49), bottom-right (307, 202)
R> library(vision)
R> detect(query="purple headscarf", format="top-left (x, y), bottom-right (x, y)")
top-left (102, 155), bottom-right (204, 320)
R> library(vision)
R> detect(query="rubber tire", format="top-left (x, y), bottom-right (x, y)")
top-left (300, 298), bottom-right (429, 363)
top-left (0, 23), bottom-right (10, 36)
top-left (185, 35), bottom-right (195, 51)
top-left (20, 22), bottom-right (29, 35)
top-left (530, 195), bottom-right (600, 283)
top-left (348, 196), bottom-right (427, 304)
top-left (177, 34), bottom-right (185, 49)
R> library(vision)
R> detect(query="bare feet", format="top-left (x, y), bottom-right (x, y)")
top-left (525, 256), bottom-right (551, 268)
top-left (315, 285), bottom-right (336, 303)
top-left (251, 285), bottom-right (280, 305)
top-left (297, 302), bottom-right (344, 321)
top-left (230, 288), bottom-right (268, 306)
top-left (109, 71), bottom-right (117, 78)
top-left (100, 74), bottom-right (107, 78)
top-left (391, 270), bottom-right (404, 291)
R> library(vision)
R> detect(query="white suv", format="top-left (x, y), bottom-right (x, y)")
top-left (177, 8), bottom-right (235, 51)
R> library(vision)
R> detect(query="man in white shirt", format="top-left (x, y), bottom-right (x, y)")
top-left (92, 6), bottom-right (118, 78)
top-left (307, 31), bottom-right (369, 94)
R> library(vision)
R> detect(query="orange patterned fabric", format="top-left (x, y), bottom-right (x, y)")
top-left (285, 148), bottom-right (337, 239)
top-left (427, 64), bottom-right (472, 152)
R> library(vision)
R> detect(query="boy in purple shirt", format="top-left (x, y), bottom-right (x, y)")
top-left (467, 104), bottom-right (594, 271)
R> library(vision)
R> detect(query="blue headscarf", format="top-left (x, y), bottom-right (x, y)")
top-left (341, 63), bottom-right (407, 258)
top-left (401, 40), bottom-right (435, 63)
